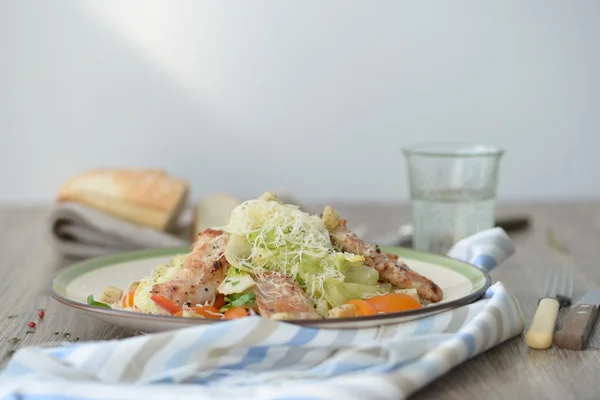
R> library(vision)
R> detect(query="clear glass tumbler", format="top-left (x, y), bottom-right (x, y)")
top-left (402, 143), bottom-right (504, 254)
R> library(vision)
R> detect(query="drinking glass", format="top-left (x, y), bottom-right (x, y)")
top-left (402, 143), bottom-right (504, 254)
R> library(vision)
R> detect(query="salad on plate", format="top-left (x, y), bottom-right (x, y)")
top-left (90, 192), bottom-right (443, 320)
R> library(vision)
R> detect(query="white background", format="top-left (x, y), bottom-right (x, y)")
top-left (1, 1), bottom-right (598, 203)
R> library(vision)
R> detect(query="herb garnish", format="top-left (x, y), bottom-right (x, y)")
top-left (86, 295), bottom-right (111, 309)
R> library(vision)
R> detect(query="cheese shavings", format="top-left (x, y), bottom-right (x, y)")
top-left (223, 192), bottom-right (345, 300)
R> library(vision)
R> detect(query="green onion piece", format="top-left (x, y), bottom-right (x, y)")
top-left (86, 295), bottom-right (111, 309)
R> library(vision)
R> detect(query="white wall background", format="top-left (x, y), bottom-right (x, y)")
top-left (1, 1), bottom-right (599, 203)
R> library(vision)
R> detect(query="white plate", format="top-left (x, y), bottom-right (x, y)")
top-left (51, 246), bottom-right (491, 332)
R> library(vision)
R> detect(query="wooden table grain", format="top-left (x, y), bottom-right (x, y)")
top-left (2, 203), bottom-right (600, 399)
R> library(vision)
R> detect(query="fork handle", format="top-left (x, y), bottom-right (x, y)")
top-left (525, 297), bottom-right (560, 349)
top-left (554, 304), bottom-right (598, 350)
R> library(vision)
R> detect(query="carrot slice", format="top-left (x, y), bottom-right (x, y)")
top-left (224, 307), bottom-right (249, 319)
top-left (173, 310), bottom-right (183, 317)
top-left (191, 305), bottom-right (223, 320)
top-left (346, 299), bottom-right (377, 316)
top-left (213, 294), bottom-right (226, 310)
top-left (150, 294), bottom-right (182, 314)
top-left (122, 291), bottom-right (135, 308)
top-left (365, 293), bottom-right (422, 314)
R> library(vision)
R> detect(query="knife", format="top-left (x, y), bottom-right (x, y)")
top-left (554, 289), bottom-right (600, 350)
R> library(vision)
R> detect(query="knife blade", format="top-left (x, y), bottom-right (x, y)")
top-left (554, 289), bottom-right (600, 350)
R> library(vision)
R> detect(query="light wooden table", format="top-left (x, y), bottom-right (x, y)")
top-left (2, 203), bottom-right (600, 399)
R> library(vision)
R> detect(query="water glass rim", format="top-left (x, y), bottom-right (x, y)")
top-left (402, 142), bottom-right (504, 158)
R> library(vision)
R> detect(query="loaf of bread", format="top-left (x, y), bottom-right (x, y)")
top-left (57, 169), bottom-right (189, 232)
top-left (193, 194), bottom-right (240, 237)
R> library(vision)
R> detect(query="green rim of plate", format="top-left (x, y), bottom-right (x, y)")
top-left (380, 246), bottom-right (487, 290)
top-left (51, 246), bottom-right (491, 325)
top-left (52, 246), bottom-right (191, 298)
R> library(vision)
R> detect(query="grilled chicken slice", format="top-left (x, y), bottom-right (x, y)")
top-left (322, 206), bottom-right (443, 303)
top-left (151, 229), bottom-right (230, 308)
top-left (254, 271), bottom-right (321, 320)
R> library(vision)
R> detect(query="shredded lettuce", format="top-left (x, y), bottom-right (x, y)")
top-left (378, 282), bottom-right (393, 293)
top-left (322, 279), bottom-right (382, 308)
top-left (220, 292), bottom-right (256, 312)
top-left (218, 267), bottom-right (256, 295)
top-left (329, 253), bottom-right (379, 285)
top-left (344, 265), bottom-right (379, 286)
top-left (224, 194), bottom-right (346, 302)
top-left (221, 192), bottom-right (392, 311)
top-left (127, 192), bottom-right (400, 318)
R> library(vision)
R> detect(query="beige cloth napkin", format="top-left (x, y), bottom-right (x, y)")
top-left (49, 202), bottom-right (192, 260)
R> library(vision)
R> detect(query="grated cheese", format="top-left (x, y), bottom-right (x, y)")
top-left (222, 193), bottom-right (346, 301)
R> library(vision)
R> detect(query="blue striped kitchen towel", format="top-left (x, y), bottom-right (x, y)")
top-left (0, 228), bottom-right (523, 400)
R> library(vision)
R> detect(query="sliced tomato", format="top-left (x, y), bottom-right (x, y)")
top-left (224, 307), bottom-right (249, 319)
top-left (213, 293), bottom-right (226, 310)
top-left (191, 305), bottom-right (224, 319)
top-left (365, 293), bottom-right (422, 314)
top-left (150, 294), bottom-right (182, 314)
top-left (345, 299), bottom-right (377, 316)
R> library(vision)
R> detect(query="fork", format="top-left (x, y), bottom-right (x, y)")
top-left (525, 267), bottom-right (574, 349)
